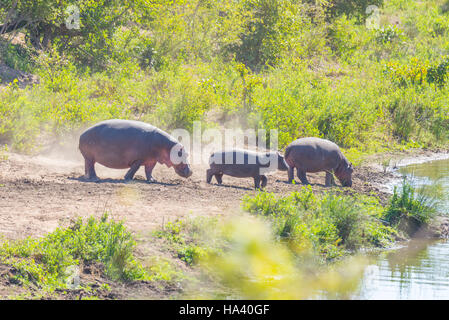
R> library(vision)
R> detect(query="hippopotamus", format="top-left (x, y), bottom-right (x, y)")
top-left (79, 119), bottom-right (192, 182)
top-left (284, 137), bottom-right (353, 187)
top-left (206, 149), bottom-right (289, 189)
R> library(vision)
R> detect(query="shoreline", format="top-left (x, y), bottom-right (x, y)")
top-left (357, 148), bottom-right (449, 239)
top-left (356, 148), bottom-right (449, 193)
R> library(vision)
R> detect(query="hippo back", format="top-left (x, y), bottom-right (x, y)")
top-left (79, 119), bottom-right (179, 169)
top-left (80, 119), bottom-right (178, 148)
top-left (285, 137), bottom-right (343, 172)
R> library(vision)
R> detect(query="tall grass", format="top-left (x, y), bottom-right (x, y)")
top-left (242, 188), bottom-right (395, 260)
top-left (384, 179), bottom-right (439, 235)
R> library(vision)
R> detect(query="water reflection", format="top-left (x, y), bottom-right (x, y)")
top-left (398, 158), bottom-right (449, 213)
top-left (400, 158), bottom-right (449, 181)
top-left (357, 240), bottom-right (449, 299)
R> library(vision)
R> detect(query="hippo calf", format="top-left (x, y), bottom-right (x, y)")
top-left (79, 119), bottom-right (192, 182)
top-left (284, 137), bottom-right (353, 187)
top-left (206, 149), bottom-right (289, 189)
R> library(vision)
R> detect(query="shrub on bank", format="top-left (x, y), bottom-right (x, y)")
top-left (0, 215), bottom-right (167, 294)
top-left (384, 179), bottom-right (439, 236)
top-left (242, 188), bottom-right (395, 260)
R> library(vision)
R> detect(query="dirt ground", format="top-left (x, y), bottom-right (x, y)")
top-left (1, 150), bottom-right (389, 299)
top-left (1, 147), bottom-right (448, 299)
top-left (0, 151), bottom-right (389, 241)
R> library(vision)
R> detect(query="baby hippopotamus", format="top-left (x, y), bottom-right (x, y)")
top-left (284, 137), bottom-right (353, 187)
top-left (206, 149), bottom-right (289, 189)
top-left (79, 119), bottom-right (192, 182)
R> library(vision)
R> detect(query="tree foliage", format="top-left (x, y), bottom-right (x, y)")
top-left (0, 0), bottom-right (147, 69)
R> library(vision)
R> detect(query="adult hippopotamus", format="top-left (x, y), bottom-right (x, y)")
top-left (79, 119), bottom-right (192, 182)
top-left (206, 149), bottom-right (289, 189)
top-left (284, 137), bottom-right (353, 187)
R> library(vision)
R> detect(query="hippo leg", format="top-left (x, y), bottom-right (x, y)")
top-left (84, 158), bottom-right (99, 181)
top-left (124, 160), bottom-right (143, 181)
top-left (145, 162), bottom-right (157, 183)
top-left (206, 169), bottom-right (215, 184)
top-left (254, 176), bottom-right (261, 189)
top-left (254, 175), bottom-right (267, 190)
top-left (296, 168), bottom-right (309, 185)
top-left (325, 171), bottom-right (335, 187)
top-left (260, 175), bottom-right (268, 188)
top-left (287, 166), bottom-right (295, 183)
top-left (215, 173), bottom-right (223, 185)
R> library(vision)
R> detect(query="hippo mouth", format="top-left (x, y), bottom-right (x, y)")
top-left (278, 160), bottom-right (290, 171)
top-left (175, 165), bottom-right (193, 178)
top-left (341, 180), bottom-right (352, 187)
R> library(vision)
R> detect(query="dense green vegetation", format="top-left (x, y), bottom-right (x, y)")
top-left (153, 188), bottom-right (398, 298)
top-left (157, 188), bottom-right (395, 262)
top-left (155, 215), bottom-right (368, 299)
top-left (242, 188), bottom-right (395, 259)
top-left (0, 215), bottom-right (180, 298)
top-left (0, 0), bottom-right (448, 159)
top-left (154, 218), bottom-right (219, 266)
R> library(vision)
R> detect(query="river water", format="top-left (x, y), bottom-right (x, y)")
top-left (355, 158), bottom-right (449, 299)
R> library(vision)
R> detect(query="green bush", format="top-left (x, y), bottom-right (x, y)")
top-left (154, 219), bottom-right (218, 266)
top-left (384, 179), bottom-right (438, 235)
top-left (384, 59), bottom-right (428, 88)
top-left (376, 25), bottom-right (403, 44)
top-left (0, 41), bottom-right (35, 73)
top-left (389, 98), bottom-right (417, 142)
top-left (320, 195), bottom-right (363, 249)
top-left (327, 15), bottom-right (371, 59)
top-left (323, 0), bottom-right (384, 21)
top-left (427, 58), bottom-right (449, 90)
top-left (0, 214), bottom-right (147, 290)
top-left (242, 188), bottom-right (395, 260)
top-left (228, 0), bottom-right (283, 71)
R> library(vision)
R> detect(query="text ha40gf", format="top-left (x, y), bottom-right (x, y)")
top-left (179, 304), bottom-right (270, 317)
